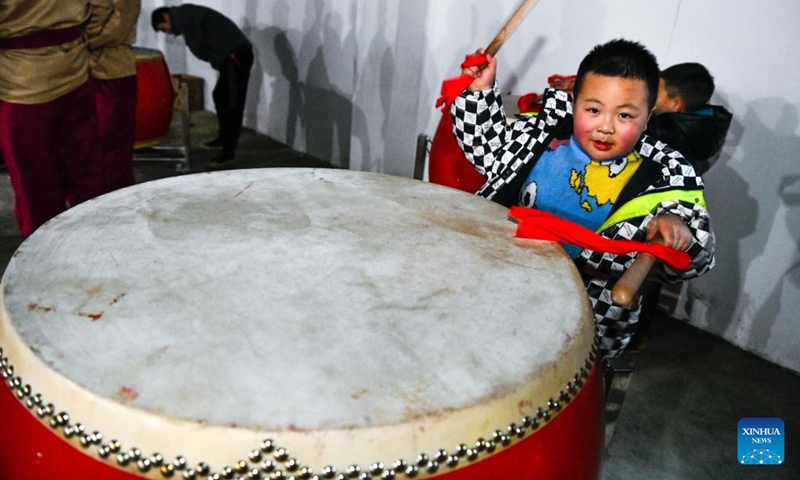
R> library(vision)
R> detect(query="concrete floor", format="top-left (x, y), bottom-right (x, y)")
top-left (602, 318), bottom-right (800, 479)
top-left (1, 111), bottom-right (798, 479)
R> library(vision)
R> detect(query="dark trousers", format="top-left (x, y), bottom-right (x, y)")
top-left (92, 75), bottom-right (137, 192)
top-left (213, 45), bottom-right (253, 158)
top-left (0, 81), bottom-right (104, 237)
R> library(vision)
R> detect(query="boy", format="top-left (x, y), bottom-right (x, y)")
top-left (451, 39), bottom-right (715, 358)
top-left (648, 62), bottom-right (733, 174)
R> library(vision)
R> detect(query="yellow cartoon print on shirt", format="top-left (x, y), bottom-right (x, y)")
top-left (572, 151), bottom-right (642, 212)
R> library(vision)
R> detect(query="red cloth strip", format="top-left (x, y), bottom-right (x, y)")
top-left (436, 53), bottom-right (490, 111)
top-left (508, 206), bottom-right (691, 271)
top-left (0, 27), bottom-right (81, 50)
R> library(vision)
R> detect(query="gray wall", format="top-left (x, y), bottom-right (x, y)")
top-left (139, 0), bottom-right (800, 374)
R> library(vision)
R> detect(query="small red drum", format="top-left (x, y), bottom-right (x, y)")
top-left (428, 113), bottom-right (487, 194)
top-left (0, 169), bottom-right (603, 480)
top-left (133, 46), bottom-right (174, 149)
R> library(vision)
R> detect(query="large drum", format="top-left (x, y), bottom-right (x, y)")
top-left (0, 169), bottom-right (603, 479)
top-left (133, 47), bottom-right (174, 149)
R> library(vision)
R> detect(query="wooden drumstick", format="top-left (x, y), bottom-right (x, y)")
top-left (485, 0), bottom-right (544, 56)
top-left (611, 235), bottom-right (665, 308)
top-left (610, 253), bottom-right (658, 308)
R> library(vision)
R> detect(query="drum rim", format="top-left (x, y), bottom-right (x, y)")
top-left (133, 46), bottom-right (166, 61)
top-left (0, 303), bottom-right (597, 479)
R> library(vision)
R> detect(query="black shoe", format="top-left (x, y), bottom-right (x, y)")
top-left (200, 137), bottom-right (224, 150)
top-left (208, 152), bottom-right (235, 169)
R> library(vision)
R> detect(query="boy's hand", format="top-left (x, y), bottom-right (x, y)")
top-left (463, 48), bottom-right (496, 92)
top-left (647, 214), bottom-right (693, 251)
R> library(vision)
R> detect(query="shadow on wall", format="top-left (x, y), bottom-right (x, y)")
top-left (684, 95), bottom-right (755, 335)
top-left (350, 1), bottom-right (394, 174)
top-left (781, 172), bottom-right (800, 303)
top-left (690, 96), bottom-right (800, 357)
top-left (237, 0), bottom-right (432, 176)
top-left (421, 2), bottom-right (481, 155)
top-left (242, 0), bottom-right (375, 170)
top-left (300, 3), bottom-right (352, 169)
top-left (741, 101), bottom-right (800, 354)
top-left (242, 0), bottom-right (300, 147)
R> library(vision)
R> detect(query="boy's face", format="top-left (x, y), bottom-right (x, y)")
top-left (573, 73), bottom-right (652, 162)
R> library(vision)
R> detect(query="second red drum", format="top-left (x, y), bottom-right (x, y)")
top-left (133, 46), bottom-right (174, 149)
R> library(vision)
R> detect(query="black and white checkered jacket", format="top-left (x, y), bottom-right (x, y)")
top-left (451, 84), bottom-right (715, 358)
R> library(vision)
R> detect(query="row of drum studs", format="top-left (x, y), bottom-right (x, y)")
top-left (0, 344), bottom-right (596, 479)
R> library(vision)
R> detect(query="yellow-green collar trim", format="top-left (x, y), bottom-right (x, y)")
top-left (597, 189), bottom-right (706, 233)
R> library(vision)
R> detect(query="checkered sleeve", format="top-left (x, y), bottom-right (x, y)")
top-left (450, 82), bottom-right (510, 181)
top-left (651, 200), bottom-right (715, 281)
top-left (585, 195), bottom-right (715, 360)
top-left (450, 86), bottom-right (572, 199)
top-left (639, 137), bottom-right (716, 281)
top-left (639, 136), bottom-right (705, 191)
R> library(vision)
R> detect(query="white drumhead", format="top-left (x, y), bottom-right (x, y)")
top-left (1, 168), bottom-right (594, 475)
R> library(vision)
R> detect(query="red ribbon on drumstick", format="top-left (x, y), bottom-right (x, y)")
top-left (509, 207), bottom-right (690, 270)
top-left (436, 0), bottom-right (544, 111)
top-left (509, 207), bottom-right (691, 307)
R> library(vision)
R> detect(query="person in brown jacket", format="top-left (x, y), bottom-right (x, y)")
top-left (86, 0), bottom-right (141, 192)
top-left (0, 0), bottom-right (105, 237)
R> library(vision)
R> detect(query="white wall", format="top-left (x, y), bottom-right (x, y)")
top-left (137, 0), bottom-right (800, 373)
top-left (679, 3), bottom-right (800, 373)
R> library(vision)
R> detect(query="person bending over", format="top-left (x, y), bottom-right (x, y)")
top-left (152, 4), bottom-right (253, 169)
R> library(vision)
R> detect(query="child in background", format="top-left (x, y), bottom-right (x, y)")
top-left (648, 62), bottom-right (733, 174)
top-left (450, 39), bottom-right (715, 358)
top-left (633, 63), bottom-right (732, 348)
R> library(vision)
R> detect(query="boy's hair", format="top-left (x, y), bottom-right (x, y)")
top-left (151, 7), bottom-right (170, 31)
top-left (573, 39), bottom-right (660, 110)
top-left (661, 63), bottom-right (715, 112)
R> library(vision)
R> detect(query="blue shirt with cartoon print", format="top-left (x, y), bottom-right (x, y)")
top-left (519, 137), bottom-right (642, 257)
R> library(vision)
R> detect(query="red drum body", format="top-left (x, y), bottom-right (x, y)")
top-left (0, 363), bottom-right (603, 480)
top-left (0, 169), bottom-right (603, 480)
top-left (0, 386), bottom-right (143, 480)
top-left (133, 47), bottom-right (174, 149)
top-left (428, 113), bottom-right (486, 194)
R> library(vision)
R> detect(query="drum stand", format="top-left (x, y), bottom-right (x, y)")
top-left (133, 82), bottom-right (192, 173)
top-left (414, 133), bottom-right (430, 181)
top-left (603, 355), bottom-right (636, 447)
